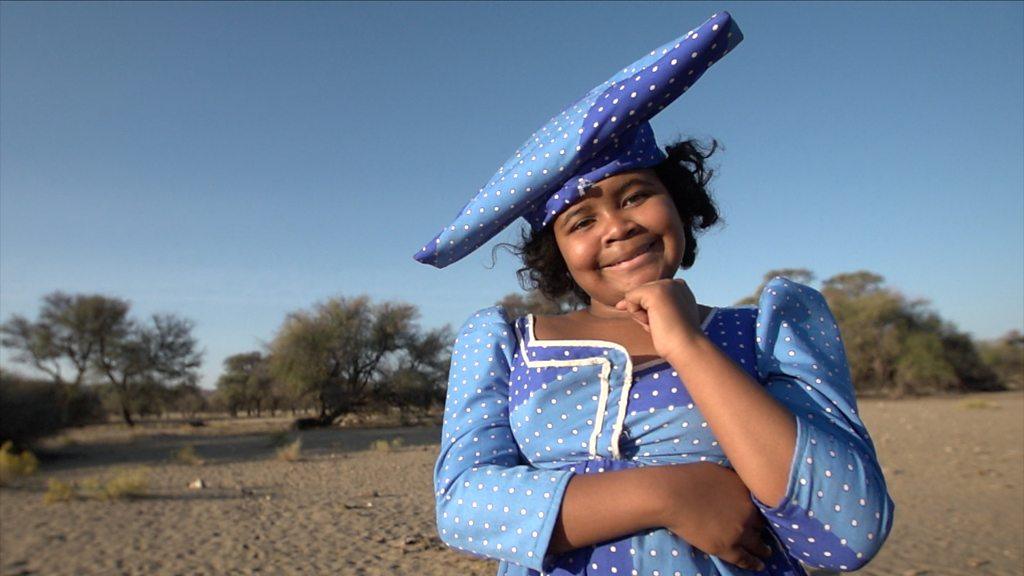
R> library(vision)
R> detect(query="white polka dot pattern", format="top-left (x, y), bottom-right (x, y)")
top-left (415, 11), bottom-right (744, 269)
top-left (433, 278), bottom-right (894, 575)
top-left (749, 277), bottom-right (895, 572)
top-left (433, 307), bottom-right (574, 572)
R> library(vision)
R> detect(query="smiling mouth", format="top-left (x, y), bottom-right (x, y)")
top-left (602, 240), bottom-right (657, 269)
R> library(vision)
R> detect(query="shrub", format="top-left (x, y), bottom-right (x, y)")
top-left (101, 468), bottom-right (150, 499)
top-left (0, 440), bottom-right (39, 485)
top-left (42, 467), bottom-right (151, 504)
top-left (43, 479), bottom-right (75, 504)
top-left (172, 444), bottom-right (204, 466)
top-left (370, 437), bottom-right (404, 452)
top-left (276, 439), bottom-right (302, 462)
top-left (0, 372), bottom-right (103, 445)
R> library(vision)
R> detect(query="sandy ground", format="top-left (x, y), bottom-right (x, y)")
top-left (1, 391), bottom-right (1021, 576)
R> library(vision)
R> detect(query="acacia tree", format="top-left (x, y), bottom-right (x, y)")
top-left (216, 351), bottom-right (279, 416)
top-left (496, 291), bottom-right (582, 319)
top-left (379, 325), bottom-right (453, 408)
top-left (978, 330), bottom-right (1024, 390)
top-left (268, 296), bottom-right (418, 425)
top-left (2, 293), bottom-right (131, 425)
top-left (820, 271), bottom-right (998, 396)
top-left (734, 268), bottom-right (816, 306)
top-left (1, 293), bottom-right (130, 387)
top-left (93, 313), bottom-right (203, 426)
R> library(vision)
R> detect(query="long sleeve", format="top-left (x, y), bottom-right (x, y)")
top-left (433, 306), bottom-right (575, 573)
top-left (752, 277), bottom-right (895, 572)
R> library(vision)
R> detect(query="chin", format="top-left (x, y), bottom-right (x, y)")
top-left (613, 267), bottom-right (665, 293)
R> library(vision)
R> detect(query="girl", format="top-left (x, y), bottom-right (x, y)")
top-left (417, 11), bottom-right (894, 576)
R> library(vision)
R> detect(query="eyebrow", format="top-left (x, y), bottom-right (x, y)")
top-left (561, 202), bottom-right (592, 228)
top-left (560, 177), bottom-right (657, 229)
top-left (613, 178), bottom-right (655, 195)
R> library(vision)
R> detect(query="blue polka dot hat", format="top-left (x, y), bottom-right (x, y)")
top-left (415, 11), bottom-right (743, 268)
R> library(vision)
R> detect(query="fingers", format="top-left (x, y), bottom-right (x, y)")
top-left (721, 548), bottom-right (766, 572)
top-left (630, 310), bottom-right (650, 330)
top-left (739, 518), bottom-right (773, 560)
top-left (616, 299), bottom-right (650, 329)
top-left (741, 533), bottom-right (773, 560)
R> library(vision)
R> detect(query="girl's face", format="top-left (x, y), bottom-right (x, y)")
top-left (553, 169), bottom-right (687, 309)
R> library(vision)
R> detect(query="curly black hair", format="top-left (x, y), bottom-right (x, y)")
top-left (507, 138), bottom-right (723, 304)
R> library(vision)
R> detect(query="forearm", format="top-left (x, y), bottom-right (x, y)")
top-left (666, 334), bottom-right (796, 507)
top-left (548, 463), bottom-right (718, 555)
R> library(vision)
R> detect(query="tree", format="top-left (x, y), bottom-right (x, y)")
top-left (496, 291), bottom-right (582, 319)
top-left (1, 293), bottom-right (129, 386)
top-left (93, 313), bottom-right (203, 426)
top-left (821, 271), bottom-right (886, 299)
top-left (215, 351), bottom-right (279, 417)
top-left (169, 379), bottom-right (208, 418)
top-left (268, 296), bottom-right (419, 425)
top-left (820, 271), bottom-right (1000, 396)
top-left (978, 330), bottom-right (1024, 390)
top-left (2, 293), bottom-right (132, 425)
top-left (380, 325), bottom-right (454, 408)
top-left (217, 352), bottom-right (260, 416)
top-left (735, 268), bottom-right (815, 305)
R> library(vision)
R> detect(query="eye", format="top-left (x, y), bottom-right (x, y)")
top-left (623, 190), bottom-right (653, 206)
top-left (569, 216), bottom-right (594, 233)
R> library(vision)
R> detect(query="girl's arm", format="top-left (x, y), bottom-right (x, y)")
top-left (549, 462), bottom-right (772, 571)
top-left (623, 277), bottom-right (895, 572)
top-left (434, 307), bottom-right (771, 573)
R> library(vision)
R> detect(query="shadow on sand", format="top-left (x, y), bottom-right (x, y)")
top-left (34, 425), bottom-right (443, 473)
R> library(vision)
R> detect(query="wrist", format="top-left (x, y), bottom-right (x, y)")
top-left (662, 327), bottom-right (710, 368)
top-left (642, 465), bottom-right (694, 526)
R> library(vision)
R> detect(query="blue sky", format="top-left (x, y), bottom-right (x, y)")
top-left (2, 2), bottom-right (1022, 389)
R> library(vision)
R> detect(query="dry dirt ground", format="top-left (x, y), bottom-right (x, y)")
top-left (1, 391), bottom-right (1021, 576)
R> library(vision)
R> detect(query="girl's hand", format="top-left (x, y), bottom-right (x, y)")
top-left (655, 463), bottom-right (773, 572)
top-left (615, 279), bottom-right (703, 358)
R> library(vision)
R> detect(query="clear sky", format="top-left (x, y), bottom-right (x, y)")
top-left (2, 1), bottom-right (1022, 389)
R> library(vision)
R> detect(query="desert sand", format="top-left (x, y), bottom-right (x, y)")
top-left (1, 391), bottom-right (1021, 576)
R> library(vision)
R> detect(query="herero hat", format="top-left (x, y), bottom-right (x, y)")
top-left (414, 11), bottom-right (743, 269)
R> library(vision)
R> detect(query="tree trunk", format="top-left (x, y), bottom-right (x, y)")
top-left (121, 402), bottom-right (135, 427)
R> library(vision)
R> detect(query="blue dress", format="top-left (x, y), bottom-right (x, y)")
top-left (434, 277), bottom-right (895, 575)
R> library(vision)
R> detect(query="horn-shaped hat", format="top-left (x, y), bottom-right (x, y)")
top-left (415, 11), bottom-right (743, 268)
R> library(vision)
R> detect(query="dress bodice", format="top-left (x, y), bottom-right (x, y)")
top-left (508, 307), bottom-right (759, 469)
top-left (433, 278), bottom-right (895, 576)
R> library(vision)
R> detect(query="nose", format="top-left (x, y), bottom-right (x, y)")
top-left (601, 209), bottom-right (640, 245)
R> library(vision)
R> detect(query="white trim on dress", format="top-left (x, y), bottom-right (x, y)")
top-left (515, 307), bottom-right (719, 460)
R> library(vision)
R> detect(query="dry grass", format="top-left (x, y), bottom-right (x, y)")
top-left (960, 398), bottom-right (1000, 409)
top-left (370, 437), bottom-right (405, 452)
top-left (100, 467), bottom-right (150, 499)
top-left (276, 438), bottom-right (302, 462)
top-left (43, 478), bottom-right (76, 504)
top-left (172, 444), bottom-right (205, 466)
top-left (0, 441), bottom-right (39, 485)
top-left (43, 467), bottom-right (151, 504)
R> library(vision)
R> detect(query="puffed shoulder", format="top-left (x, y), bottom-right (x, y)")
top-left (453, 306), bottom-right (517, 369)
top-left (754, 276), bottom-right (861, 425)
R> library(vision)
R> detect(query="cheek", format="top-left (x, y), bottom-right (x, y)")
top-left (556, 236), bottom-right (599, 274)
top-left (651, 203), bottom-right (686, 261)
